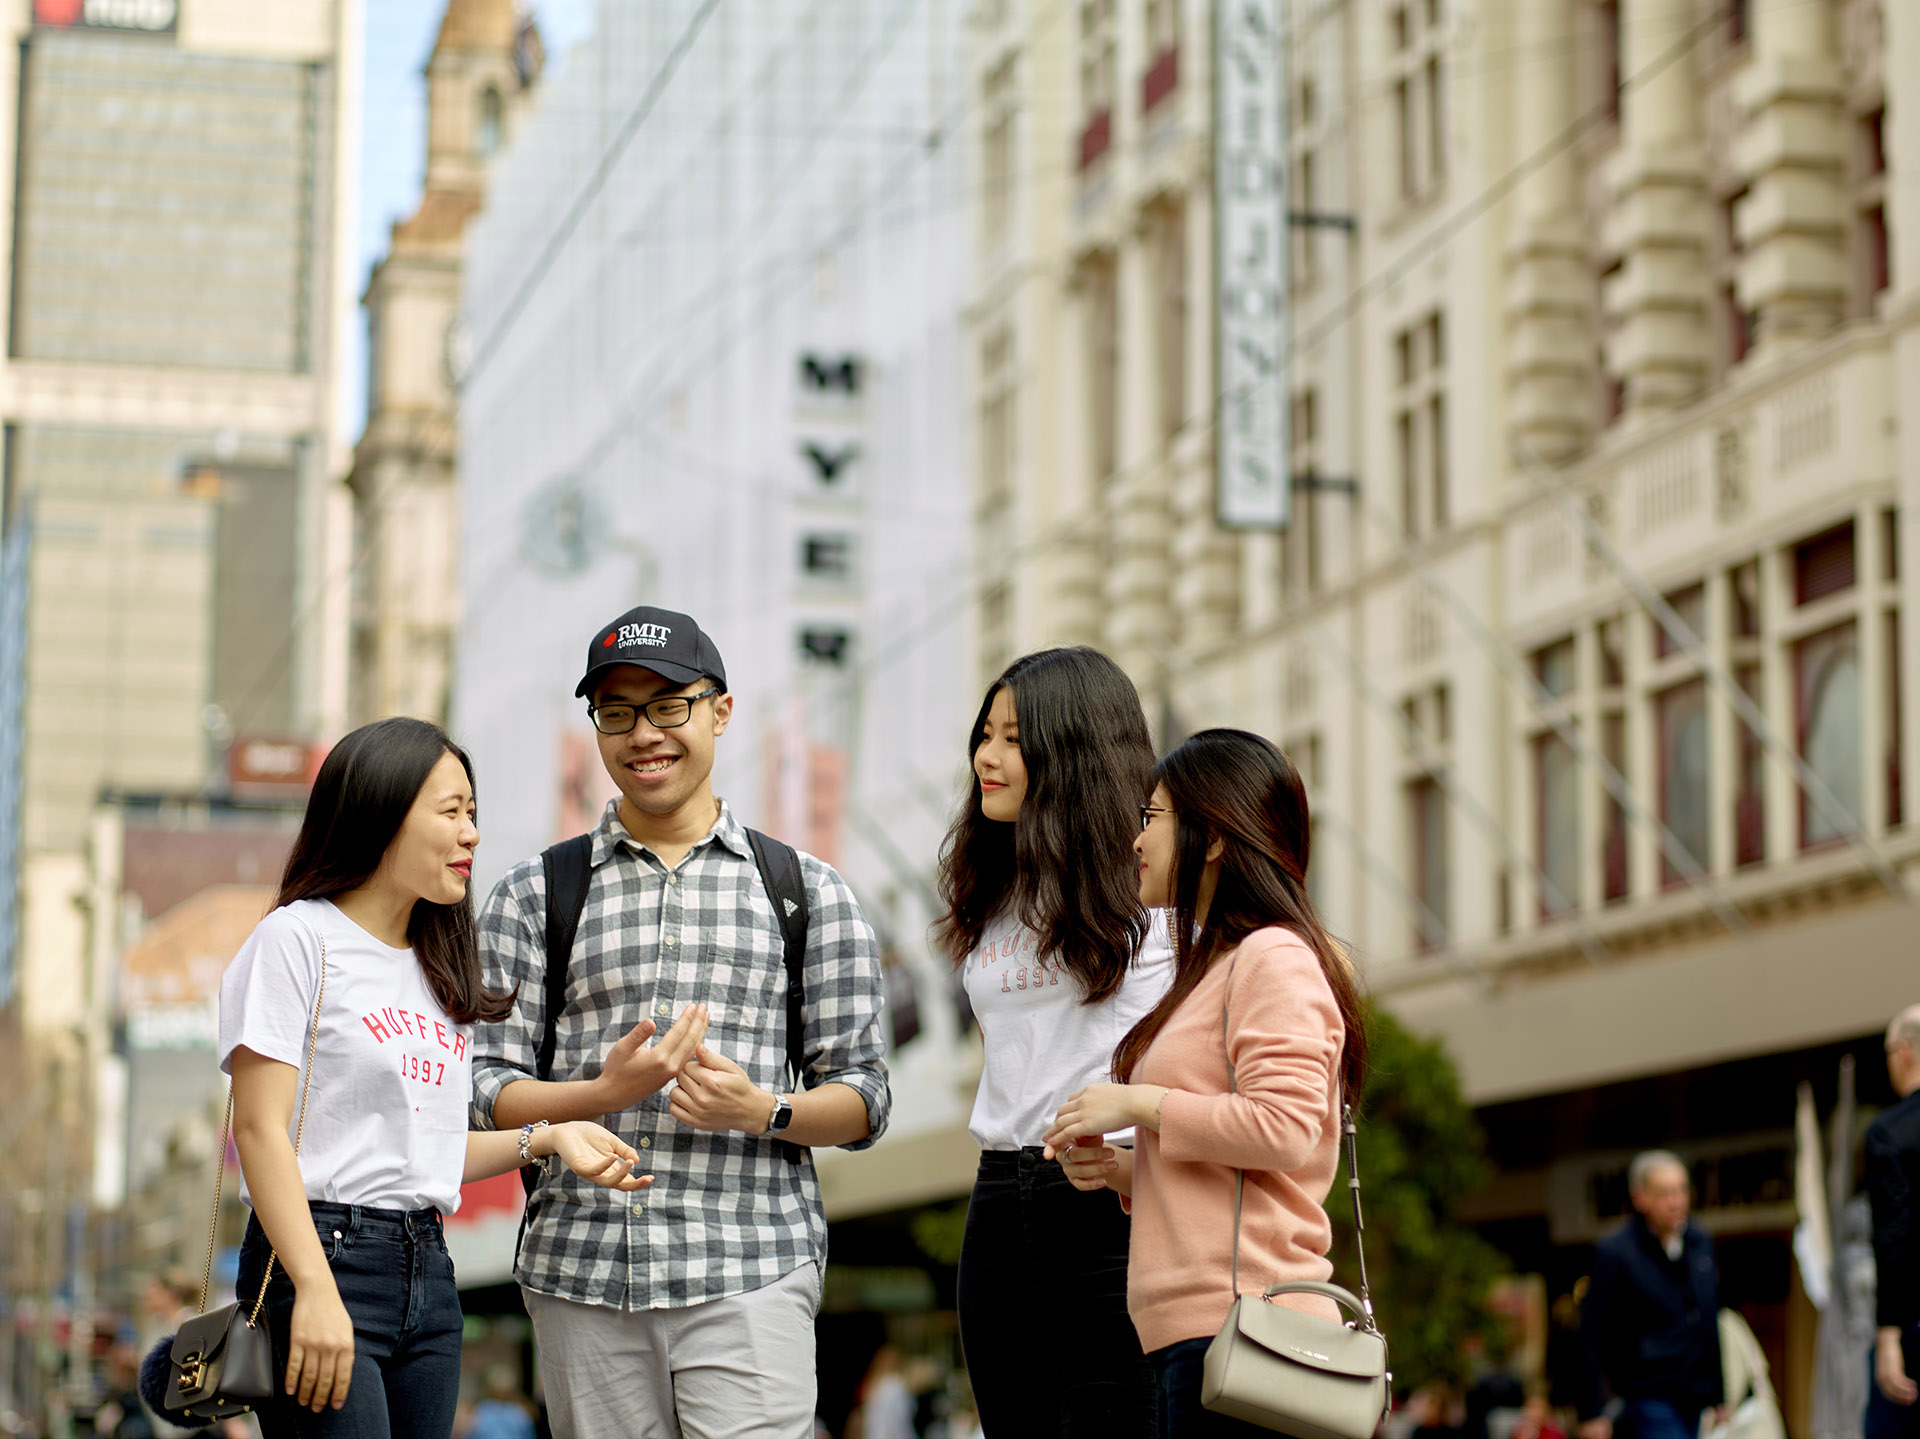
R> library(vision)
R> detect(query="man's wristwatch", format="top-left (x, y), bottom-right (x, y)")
top-left (766, 1095), bottom-right (794, 1136)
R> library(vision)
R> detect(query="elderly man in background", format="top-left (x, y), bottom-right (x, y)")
top-left (1577, 1150), bottom-right (1726, 1439)
top-left (1867, 1004), bottom-right (1920, 1437)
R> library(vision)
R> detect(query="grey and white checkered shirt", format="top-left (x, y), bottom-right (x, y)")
top-left (472, 799), bottom-right (891, 1311)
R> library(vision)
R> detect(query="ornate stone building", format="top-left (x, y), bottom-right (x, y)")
top-left (349, 0), bottom-right (539, 724)
top-left (969, 0), bottom-right (1917, 1416)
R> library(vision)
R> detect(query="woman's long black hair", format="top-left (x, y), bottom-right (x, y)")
top-left (275, 717), bottom-right (514, 1025)
top-left (933, 647), bottom-right (1155, 1004)
top-left (1113, 729), bottom-right (1367, 1100)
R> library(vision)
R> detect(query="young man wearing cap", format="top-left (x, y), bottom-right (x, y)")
top-left (470, 606), bottom-right (892, 1438)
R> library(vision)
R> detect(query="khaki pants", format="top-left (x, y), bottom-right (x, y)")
top-left (523, 1262), bottom-right (820, 1439)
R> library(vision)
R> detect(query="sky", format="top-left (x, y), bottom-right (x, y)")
top-left (351, 0), bottom-right (597, 437)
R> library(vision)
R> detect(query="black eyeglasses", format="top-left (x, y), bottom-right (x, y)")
top-left (1139, 804), bottom-right (1173, 832)
top-left (588, 687), bottom-right (721, 735)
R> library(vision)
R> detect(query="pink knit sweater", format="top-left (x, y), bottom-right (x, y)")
top-left (1123, 925), bottom-right (1345, 1353)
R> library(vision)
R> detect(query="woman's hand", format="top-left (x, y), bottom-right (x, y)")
top-left (1041, 1082), bottom-right (1168, 1157)
top-left (545, 1121), bottom-right (652, 1191)
top-left (1056, 1141), bottom-right (1135, 1197)
top-left (285, 1281), bottom-right (355, 1412)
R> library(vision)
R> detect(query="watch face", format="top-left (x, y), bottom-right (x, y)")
top-left (771, 1101), bottom-right (795, 1132)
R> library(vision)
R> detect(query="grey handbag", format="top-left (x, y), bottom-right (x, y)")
top-left (1199, 956), bottom-right (1390, 1439)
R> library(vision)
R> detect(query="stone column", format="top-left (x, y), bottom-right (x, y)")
top-left (1506, 0), bottom-right (1592, 461)
top-left (1733, 0), bottom-right (1847, 352)
top-left (1604, 0), bottom-right (1710, 414)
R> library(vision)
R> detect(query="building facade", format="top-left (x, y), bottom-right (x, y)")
top-left (969, 0), bottom-right (1918, 1421)
top-left (349, 0), bottom-right (538, 727)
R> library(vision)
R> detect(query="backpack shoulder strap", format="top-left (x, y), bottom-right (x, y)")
top-left (536, 834), bottom-right (595, 1083)
top-left (745, 828), bottom-right (809, 1166)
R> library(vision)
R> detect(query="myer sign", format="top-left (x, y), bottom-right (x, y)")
top-left (1214, 0), bottom-right (1289, 531)
top-left (33, 0), bottom-right (177, 32)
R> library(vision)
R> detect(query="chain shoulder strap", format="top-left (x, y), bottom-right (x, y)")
top-left (197, 933), bottom-right (329, 1322)
top-left (1221, 951), bottom-right (1378, 1333)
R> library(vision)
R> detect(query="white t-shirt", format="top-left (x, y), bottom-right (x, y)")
top-left (962, 907), bottom-right (1175, 1150)
top-left (218, 898), bottom-right (472, 1214)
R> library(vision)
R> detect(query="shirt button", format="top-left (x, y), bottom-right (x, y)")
top-left (655, 1001), bottom-right (670, 1016)
top-left (639, 1136), bottom-right (652, 1149)
top-left (665, 935), bottom-right (677, 947)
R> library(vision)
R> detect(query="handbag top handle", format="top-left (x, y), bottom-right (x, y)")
top-left (1220, 948), bottom-right (1379, 1333)
top-left (197, 934), bottom-right (329, 1324)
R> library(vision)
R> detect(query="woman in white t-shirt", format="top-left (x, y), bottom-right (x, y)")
top-left (218, 717), bottom-right (649, 1439)
top-left (934, 646), bottom-right (1173, 1438)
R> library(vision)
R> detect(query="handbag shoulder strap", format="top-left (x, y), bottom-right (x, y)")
top-left (1221, 948), bottom-right (1378, 1332)
top-left (199, 932), bottom-right (329, 1318)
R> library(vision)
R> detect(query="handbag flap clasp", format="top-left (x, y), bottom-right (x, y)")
top-left (1232, 1298), bottom-right (1388, 1379)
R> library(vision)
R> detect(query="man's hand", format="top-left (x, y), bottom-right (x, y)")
top-left (1879, 1327), bottom-right (1918, 1405)
top-left (1577, 1418), bottom-right (1612, 1439)
top-left (670, 1044), bottom-right (776, 1134)
top-left (593, 1004), bottom-right (708, 1111)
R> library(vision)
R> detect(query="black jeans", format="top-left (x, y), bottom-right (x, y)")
top-left (237, 1202), bottom-right (464, 1439)
top-left (1150, 1337), bottom-right (1270, 1439)
top-left (957, 1148), bottom-right (1156, 1438)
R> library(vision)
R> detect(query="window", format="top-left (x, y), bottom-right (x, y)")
top-left (1403, 684), bottom-right (1450, 952)
top-left (801, 533), bottom-right (854, 581)
top-left (1536, 735), bottom-right (1580, 917)
top-left (1855, 108), bottom-right (1889, 312)
top-left (1798, 623), bottom-right (1861, 848)
top-left (1389, 0), bottom-right (1447, 203)
top-left (1152, 202), bottom-right (1186, 443)
top-left (1658, 680), bottom-right (1710, 885)
top-left (978, 325), bottom-right (1016, 517)
top-left (1077, 0), bottom-right (1116, 170)
top-left (1602, 711), bottom-right (1629, 902)
top-left (1715, 189), bottom-right (1753, 375)
top-left (981, 56), bottom-right (1016, 245)
top-left (1534, 635), bottom-right (1576, 698)
top-left (478, 86), bottom-right (504, 157)
top-left (1284, 389), bottom-right (1321, 598)
top-left (1655, 583), bottom-right (1706, 658)
top-left (1142, 0), bottom-right (1179, 114)
top-left (1085, 257), bottom-right (1119, 488)
top-left (1408, 775), bottom-right (1448, 951)
top-left (1795, 522), bottom-right (1856, 605)
top-left (800, 628), bottom-right (853, 665)
top-left (1734, 662), bottom-right (1765, 867)
top-left (1889, 612), bottom-right (1904, 828)
top-left (1394, 312), bottom-right (1448, 536)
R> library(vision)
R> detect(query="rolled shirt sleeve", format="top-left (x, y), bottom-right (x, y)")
top-left (796, 855), bottom-right (892, 1150)
top-left (470, 865), bottom-right (545, 1131)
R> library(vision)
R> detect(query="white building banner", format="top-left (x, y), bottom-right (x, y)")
top-left (1214, 0), bottom-right (1290, 531)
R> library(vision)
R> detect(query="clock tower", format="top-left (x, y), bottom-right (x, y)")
top-left (348, 0), bottom-right (541, 724)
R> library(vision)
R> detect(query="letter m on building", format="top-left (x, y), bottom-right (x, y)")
top-left (799, 354), bottom-right (862, 395)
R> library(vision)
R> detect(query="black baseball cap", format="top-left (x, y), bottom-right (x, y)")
top-left (575, 606), bottom-right (729, 699)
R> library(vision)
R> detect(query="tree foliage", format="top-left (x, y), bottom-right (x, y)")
top-left (1326, 1004), bottom-right (1509, 1393)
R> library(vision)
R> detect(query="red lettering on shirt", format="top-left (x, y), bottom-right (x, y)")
top-left (453, 1032), bottom-right (467, 1061)
top-left (434, 1020), bottom-right (449, 1049)
top-left (362, 1012), bottom-right (393, 1043)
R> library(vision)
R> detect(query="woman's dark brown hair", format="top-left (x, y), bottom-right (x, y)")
top-left (934, 647), bottom-right (1155, 1004)
top-left (1113, 728), bottom-right (1367, 1099)
top-left (275, 717), bottom-right (513, 1025)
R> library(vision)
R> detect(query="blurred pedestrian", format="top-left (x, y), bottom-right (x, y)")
top-left (934, 647), bottom-right (1173, 1439)
top-left (464, 1364), bottom-right (534, 1439)
top-left (1575, 1151), bottom-right (1725, 1439)
top-left (471, 608), bottom-right (892, 1439)
top-left (852, 1348), bottom-right (916, 1439)
top-left (1866, 1003), bottom-right (1920, 1437)
top-left (1043, 728), bottom-right (1369, 1439)
top-left (1511, 1391), bottom-right (1567, 1439)
top-left (216, 718), bottom-right (649, 1438)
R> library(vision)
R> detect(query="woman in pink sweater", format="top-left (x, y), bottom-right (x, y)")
top-left (1042, 728), bottom-right (1368, 1437)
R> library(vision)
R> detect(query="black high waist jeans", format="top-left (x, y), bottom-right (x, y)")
top-left (956, 1147), bottom-right (1156, 1439)
top-left (237, 1202), bottom-right (464, 1439)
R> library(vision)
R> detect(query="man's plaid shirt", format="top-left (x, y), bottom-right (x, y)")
top-left (472, 799), bottom-right (891, 1310)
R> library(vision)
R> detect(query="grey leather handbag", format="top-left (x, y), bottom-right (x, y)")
top-left (1199, 958), bottom-right (1390, 1438)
